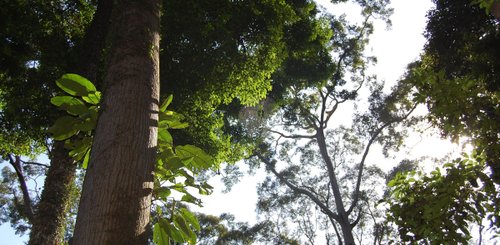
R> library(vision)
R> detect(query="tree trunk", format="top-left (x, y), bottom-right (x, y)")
top-left (28, 142), bottom-right (76, 245)
top-left (72, 0), bottom-right (161, 243)
top-left (316, 130), bottom-right (356, 245)
top-left (28, 1), bottom-right (113, 244)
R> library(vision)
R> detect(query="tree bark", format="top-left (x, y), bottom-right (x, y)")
top-left (28, 142), bottom-right (76, 245)
top-left (72, 0), bottom-right (161, 243)
top-left (28, 1), bottom-right (113, 244)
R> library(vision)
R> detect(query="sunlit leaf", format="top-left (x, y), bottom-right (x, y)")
top-left (160, 95), bottom-right (173, 112)
top-left (179, 208), bottom-right (200, 231)
top-left (82, 149), bottom-right (90, 169)
top-left (51, 96), bottom-right (89, 116)
top-left (82, 91), bottom-right (101, 105)
top-left (175, 145), bottom-right (213, 170)
top-left (56, 73), bottom-right (96, 96)
top-left (174, 215), bottom-right (196, 244)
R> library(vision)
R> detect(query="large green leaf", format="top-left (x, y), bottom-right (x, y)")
top-left (56, 73), bottom-right (96, 96)
top-left (49, 116), bottom-right (79, 140)
top-left (175, 145), bottom-right (213, 170)
top-left (153, 222), bottom-right (170, 245)
top-left (51, 96), bottom-right (89, 116)
top-left (160, 219), bottom-right (185, 243)
top-left (174, 215), bottom-right (196, 244)
top-left (158, 128), bottom-right (173, 145)
top-left (179, 208), bottom-right (200, 231)
top-left (163, 156), bottom-right (185, 172)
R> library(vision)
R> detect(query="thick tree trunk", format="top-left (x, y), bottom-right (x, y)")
top-left (28, 1), bottom-right (113, 244)
top-left (72, 0), bottom-right (161, 243)
top-left (28, 142), bottom-right (76, 245)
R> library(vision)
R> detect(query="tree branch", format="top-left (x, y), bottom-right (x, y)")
top-left (7, 154), bottom-right (34, 223)
top-left (347, 103), bottom-right (417, 215)
top-left (256, 154), bottom-right (340, 222)
top-left (267, 129), bottom-right (316, 139)
top-left (21, 160), bottom-right (49, 168)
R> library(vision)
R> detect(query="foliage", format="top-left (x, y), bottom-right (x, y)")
top-left (472, 0), bottom-right (500, 12)
top-left (406, 0), bottom-right (500, 183)
top-left (152, 95), bottom-right (215, 245)
top-left (48, 74), bottom-right (100, 168)
top-left (195, 212), bottom-right (299, 245)
top-left (161, 0), bottom-right (335, 164)
top-left (0, 0), bottom-right (95, 145)
top-left (386, 152), bottom-right (500, 244)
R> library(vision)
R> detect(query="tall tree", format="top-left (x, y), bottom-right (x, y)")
top-left (239, 4), bottom-right (417, 243)
top-left (72, 0), bottom-right (161, 243)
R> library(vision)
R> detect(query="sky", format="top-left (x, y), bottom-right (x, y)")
top-left (0, 0), bottom-right (439, 243)
top-left (193, 0), bottom-right (436, 223)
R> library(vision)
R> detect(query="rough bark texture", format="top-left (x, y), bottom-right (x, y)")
top-left (28, 142), bottom-right (76, 245)
top-left (72, 0), bottom-right (160, 243)
top-left (28, 1), bottom-right (113, 244)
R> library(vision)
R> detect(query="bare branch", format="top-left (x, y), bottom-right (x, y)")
top-left (347, 103), bottom-right (418, 215)
top-left (7, 154), bottom-right (34, 223)
top-left (267, 129), bottom-right (316, 139)
top-left (256, 154), bottom-right (340, 222)
top-left (21, 160), bottom-right (50, 168)
top-left (350, 207), bottom-right (363, 228)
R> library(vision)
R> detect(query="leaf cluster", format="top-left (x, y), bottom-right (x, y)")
top-left (386, 152), bottom-right (500, 244)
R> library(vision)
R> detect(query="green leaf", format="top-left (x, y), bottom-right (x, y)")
top-left (167, 121), bottom-right (189, 129)
top-left (51, 96), bottom-right (89, 116)
top-left (77, 117), bottom-right (96, 132)
top-left (158, 128), bottom-right (173, 145)
top-left (82, 149), bottom-right (90, 169)
top-left (164, 156), bottom-right (185, 172)
top-left (175, 145), bottom-right (213, 170)
top-left (155, 187), bottom-right (172, 200)
top-left (160, 219), bottom-right (185, 243)
top-left (160, 95), bottom-right (173, 112)
top-left (159, 111), bottom-right (188, 129)
top-left (174, 215), bottom-right (196, 244)
top-left (56, 73), bottom-right (96, 96)
top-left (82, 91), bottom-right (101, 105)
top-left (49, 116), bottom-right (79, 140)
top-left (179, 208), bottom-right (200, 231)
top-left (181, 193), bottom-right (200, 205)
top-left (153, 222), bottom-right (170, 245)
top-left (68, 143), bottom-right (90, 161)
